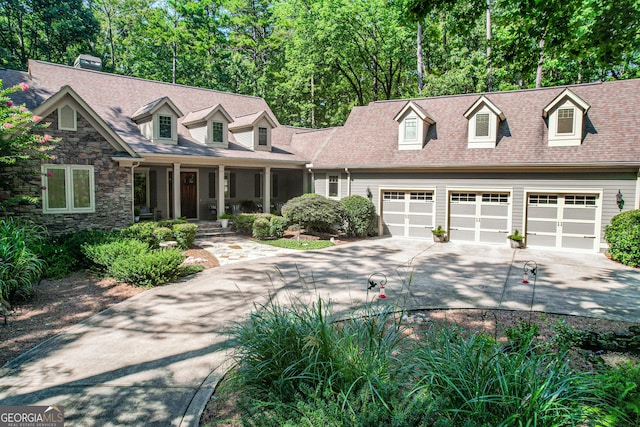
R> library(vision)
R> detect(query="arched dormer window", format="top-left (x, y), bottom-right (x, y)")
top-left (393, 101), bottom-right (434, 151)
top-left (463, 96), bottom-right (505, 148)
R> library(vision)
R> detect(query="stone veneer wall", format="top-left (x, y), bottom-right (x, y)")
top-left (3, 109), bottom-right (133, 236)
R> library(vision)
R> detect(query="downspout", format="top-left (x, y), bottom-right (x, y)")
top-left (345, 168), bottom-right (351, 196)
top-left (636, 168), bottom-right (640, 209)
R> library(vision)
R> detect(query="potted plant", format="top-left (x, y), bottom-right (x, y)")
top-left (432, 225), bottom-right (447, 242)
top-left (508, 229), bottom-right (525, 248)
top-left (218, 213), bottom-right (232, 228)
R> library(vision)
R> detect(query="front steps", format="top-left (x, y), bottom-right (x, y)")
top-left (193, 221), bottom-right (236, 240)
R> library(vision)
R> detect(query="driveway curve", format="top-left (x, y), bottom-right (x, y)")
top-left (1, 237), bottom-right (639, 426)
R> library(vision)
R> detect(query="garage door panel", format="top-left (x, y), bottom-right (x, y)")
top-left (408, 215), bottom-right (433, 226)
top-left (527, 234), bottom-right (556, 247)
top-left (563, 208), bottom-right (597, 221)
top-left (450, 204), bottom-right (475, 215)
top-left (528, 206), bottom-right (557, 219)
top-left (409, 202), bottom-right (434, 214)
top-left (382, 190), bottom-right (434, 238)
top-left (480, 231), bottom-right (509, 244)
top-left (563, 222), bottom-right (596, 235)
top-left (481, 205), bottom-right (509, 216)
top-left (527, 220), bottom-right (557, 234)
top-left (385, 201), bottom-right (404, 211)
top-left (563, 236), bottom-right (596, 250)
top-left (452, 217), bottom-right (476, 228)
top-left (384, 213), bottom-right (405, 224)
top-left (408, 226), bottom-right (431, 238)
top-left (449, 229), bottom-right (475, 241)
top-left (481, 218), bottom-right (508, 230)
top-left (386, 224), bottom-right (405, 235)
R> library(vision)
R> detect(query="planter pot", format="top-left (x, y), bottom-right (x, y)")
top-left (433, 234), bottom-right (447, 243)
top-left (134, 216), bottom-right (140, 223)
top-left (509, 239), bottom-right (524, 249)
top-left (219, 219), bottom-right (229, 228)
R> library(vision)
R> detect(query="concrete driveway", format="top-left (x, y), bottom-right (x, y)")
top-left (1, 237), bottom-right (639, 426)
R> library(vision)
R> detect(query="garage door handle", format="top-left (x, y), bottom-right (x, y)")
top-left (527, 232), bottom-right (537, 236)
top-left (585, 236), bottom-right (596, 238)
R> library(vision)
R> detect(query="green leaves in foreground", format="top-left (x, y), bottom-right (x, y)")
top-left (228, 298), bottom-right (624, 426)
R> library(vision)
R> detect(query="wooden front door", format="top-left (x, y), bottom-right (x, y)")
top-left (180, 172), bottom-right (198, 218)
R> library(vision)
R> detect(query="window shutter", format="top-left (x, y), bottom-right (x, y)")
top-left (230, 173), bottom-right (236, 198)
top-left (59, 105), bottom-right (76, 130)
top-left (272, 174), bottom-right (278, 198)
top-left (254, 173), bottom-right (261, 198)
top-left (209, 172), bottom-right (216, 198)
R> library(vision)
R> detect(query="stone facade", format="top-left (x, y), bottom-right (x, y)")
top-left (3, 109), bottom-right (133, 236)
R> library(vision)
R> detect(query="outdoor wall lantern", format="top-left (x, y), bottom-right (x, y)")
top-left (616, 190), bottom-right (625, 211)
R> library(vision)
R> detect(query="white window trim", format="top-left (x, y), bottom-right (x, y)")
top-left (404, 117), bottom-right (418, 141)
top-left (153, 113), bottom-right (177, 143)
top-left (547, 100), bottom-right (583, 147)
top-left (58, 105), bottom-right (77, 131)
top-left (42, 164), bottom-right (95, 214)
top-left (134, 168), bottom-right (150, 208)
top-left (467, 106), bottom-right (498, 148)
top-left (211, 121), bottom-right (225, 144)
top-left (327, 174), bottom-right (340, 199)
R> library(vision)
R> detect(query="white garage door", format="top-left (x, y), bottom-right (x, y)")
top-left (526, 193), bottom-right (599, 251)
top-left (382, 191), bottom-right (434, 238)
top-left (449, 192), bottom-right (510, 244)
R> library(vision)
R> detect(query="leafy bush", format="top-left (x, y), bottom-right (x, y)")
top-left (121, 222), bottom-right (160, 248)
top-left (281, 194), bottom-right (346, 233)
top-left (594, 362), bottom-right (640, 425)
top-left (154, 227), bottom-right (174, 242)
top-left (82, 239), bottom-right (149, 270)
top-left (109, 248), bottom-right (186, 287)
top-left (173, 223), bottom-right (197, 249)
top-left (269, 216), bottom-right (287, 239)
top-left (252, 216), bottom-right (271, 240)
top-left (156, 218), bottom-right (187, 228)
top-left (341, 195), bottom-right (376, 237)
top-left (605, 210), bottom-right (640, 266)
top-left (233, 214), bottom-right (259, 235)
top-left (0, 217), bottom-right (46, 301)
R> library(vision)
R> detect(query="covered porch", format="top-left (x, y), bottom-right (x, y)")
top-left (131, 159), bottom-right (307, 221)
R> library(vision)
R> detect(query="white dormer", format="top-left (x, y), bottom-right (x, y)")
top-left (182, 105), bottom-right (233, 148)
top-left (229, 111), bottom-right (277, 151)
top-left (131, 97), bottom-right (183, 145)
top-left (393, 101), bottom-right (434, 150)
top-left (543, 88), bottom-right (590, 147)
top-left (463, 96), bottom-right (505, 149)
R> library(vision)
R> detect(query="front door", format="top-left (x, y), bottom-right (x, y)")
top-left (180, 172), bottom-right (198, 218)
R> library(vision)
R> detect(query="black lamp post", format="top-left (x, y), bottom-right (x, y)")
top-left (616, 190), bottom-right (624, 211)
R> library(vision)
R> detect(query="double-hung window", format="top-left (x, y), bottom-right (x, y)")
top-left (43, 165), bottom-right (95, 213)
top-left (212, 121), bottom-right (224, 143)
top-left (258, 127), bottom-right (268, 146)
top-left (159, 115), bottom-right (173, 139)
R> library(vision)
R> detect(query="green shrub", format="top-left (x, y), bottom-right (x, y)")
top-left (341, 195), bottom-right (376, 237)
top-left (0, 218), bottom-right (46, 301)
top-left (156, 218), bottom-right (187, 228)
top-left (233, 214), bottom-right (259, 235)
top-left (269, 216), bottom-right (287, 239)
top-left (281, 194), bottom-right (346, 232)
top-left (109, 248), bottom-right (185, 287)
top-left (594, 362), bottom-right (640, 425)
top-left (121, 222), bottom-right (160, 247)
top-left (82, 239), bottom-right (149, 270)
top-left (252, 217), bottom-right (272, 240)
top-left (172, 223), bottom-right (197, 249)
top-left (154, 227), bottom-right (174, 242)
top-left (605, 210), bottom-right (640, 266)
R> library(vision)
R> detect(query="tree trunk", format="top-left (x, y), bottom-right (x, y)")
top-left (417, 22), bottom-right (424, 93)
top-left (310, 74), bottom-right (315, 128)
top-left (535, 38), bottom-right (545, 88)
top-left (486, 0), bottom-right (492, 91)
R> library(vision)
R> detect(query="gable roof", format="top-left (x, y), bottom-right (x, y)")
top-left (393, 101), bottom-right (434, 124)
top-left (0, 60), bottom-right (307, 164)
top-left (182, 104), bottom-right (233, 127)
top-left (296, 79), bottom-right (640, 169)
top-left (131, 96), bottom-right (183, 122)
top-left (229, 111), bottom-right (277, 130)
top-left (463, 95), bottom-right (505, 121)
top-left (542, 88), bottom-right (590, 117)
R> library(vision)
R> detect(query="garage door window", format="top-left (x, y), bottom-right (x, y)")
top-left (482, 193), bottom-right (508, 203)
top-left (529, 194), bottom-right (558, 205)
top-left (564, 195), bottom-right (596, 206)
top-left (451, 192), bottom-right (476, 202)
top-left (383, 191), bottom-right (405, 200)
top-left (328, 175), bottom-right (339, 198)
top-left (410, 191), bottom-right (432, 201)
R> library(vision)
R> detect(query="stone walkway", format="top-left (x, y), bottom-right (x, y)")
top-left (195, 237), bottom-right (296, 265)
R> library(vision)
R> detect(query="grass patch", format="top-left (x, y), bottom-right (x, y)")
top-left (258, 238), bottom-right (335, 250)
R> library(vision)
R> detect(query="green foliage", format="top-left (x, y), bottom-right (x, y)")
top-left (121, 222), bottom-right (161, 248)
top-left (594, 362), bottom-right (640, 425)
top-left (153, 227), bottom-right (174, 242)
top-left (252, 216), bottom-right (271, 240)
top-left (269, 216), bottom-right (287, 239)
top-left (507, 229), bottom-right (523, 241)
top-left (432, 225), bottom-right (446, 237)
top-left (233, 213), bottom-right (259, 235)
top-left (0, 217), bottom-right (46, 301)
top-left (0, 81), bottom-right (56, 208)
top-left (172, 223), bottom-right (197, 249)
top-left (340, 195), bottom-right (376, 237)
top-left (82, 239), bottom-right (150, 270)
top-left (605, 210), bottom-right (640, 266)
top-left (108, 248), bottom-right (185, 287)
top-left (281, 194), bottom-right (346, 233)
top-left (505, 319), bottom-right (540, 351)
top-left (156, 218), bottom-right (187, 228)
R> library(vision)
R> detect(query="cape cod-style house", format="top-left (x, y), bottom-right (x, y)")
top-left (2, 57), bottom-right (639, 253)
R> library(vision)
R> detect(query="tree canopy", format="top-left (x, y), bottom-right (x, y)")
top-left (1, 0), bottom-right (638, 127)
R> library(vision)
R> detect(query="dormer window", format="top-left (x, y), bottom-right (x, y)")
top-left (464, 96), bottom-right (505, 149)
top-left (404, 118), bottom-right (417, 140)
top-left (393, 101), bottom-right (434, 151)
top-left (131, 97), bottom-right (183, 145)
top-left (159, 115), bottom-right (173, 139)
top-left (543, 89), bottom-right (590, 147)
top-left (58, 104), bottom-right (77, 131)
top-left (258, 127), bottom-right (268, 146)
top-left (212, 121), bottom-right (224, 143)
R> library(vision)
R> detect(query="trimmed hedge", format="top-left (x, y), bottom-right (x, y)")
top-left (252, 217), bottom-right (272, 240)
top-left (341, 195), bottom-right (376, 237)
top-left (109, 249), bottom-right (186, 287)
top-left (605, 209), bottom-right (640, 266)
top-left (173, 223), bottom-right (197, 249)
top-left (269, 216), bottom-right (287, 239)
top-left (233, 214), bottom-right (259, 235)
top-left (281, 194), bottom-right (346, 233)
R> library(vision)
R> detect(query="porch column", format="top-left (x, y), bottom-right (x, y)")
top-left (263, 166), bottom-right (271, 214)
top-left (217, 165), bottom-right (225, 216)
top-left (172, 163), bottom-right (181, 219)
